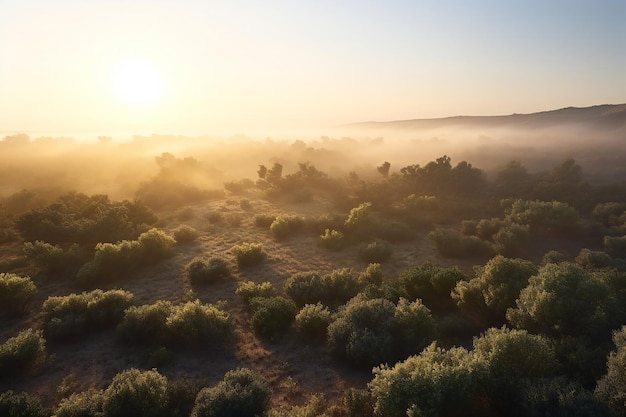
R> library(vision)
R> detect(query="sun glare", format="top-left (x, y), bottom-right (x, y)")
top-left (112, 58), bottom-right (164, 106)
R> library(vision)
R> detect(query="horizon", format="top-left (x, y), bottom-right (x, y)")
top-left (2, 1), bottom-right (625, 134)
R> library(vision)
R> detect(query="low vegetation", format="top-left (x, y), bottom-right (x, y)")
top-left (2, 144), bottom-right (626, 416)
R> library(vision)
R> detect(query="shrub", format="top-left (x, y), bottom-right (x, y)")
top-left (592, 202), bottom-right (626, 227)
top-left (604, 235), bottom-right (626, 258)
top-left (117, 300), bottom-right (173, 344)
top-left (42, 289), bottom-right (134, 340)
top-left (165, 300), bottom-right (233, 347)
top-left (0, 390), bottom-right (48, 417)
top-left (15, 192), bottom-right (156, 244)
top-left (542, 250), bottom-right (566, 265)
top-left (173, 224), bottom-right (199, 244)
top-left (252, 213), bottom-right (276, 227)
top-left (575, 248), bottom-right (613, 268)
top-left (118, 300), bottom-right (232, 348)
top-left (396, 262), bottom-right (465, 311)
top-left (295, 303), bottom-right (333, 338)
top-left (0, 329), bottom-right (46, 376)
top-left (452, 256), bottom-right (537, 325)
top-left (23, 241), bottom-right (86, 277)
top-left (595, 326), bottom-right (626, 416)
top-left (248, 296), bottom-right (297, 336)
top-left (186, 256), bottom-right (231, 284)
top-left (492, 223), bottom-right (530, 256)
top-left (476, 218), bottom-right (507, 240)
top-left (285, 268), bottom-right (364, 307)
top-left (506, 263), bottom-right (618, 339)
top-left (102, 368), bottom-right (169, 417)
top-left (224, 179), bottom-right (255, 194)
top-left (135, 228), bottom-right (176, 264)
top-left (369, 344), bottom-right (487, 417)
top-left (359, 239), bottom-right (393, 263)
top-left (360, 263), bottom-right (383, 286)
top-left (473, 327), bottom-right (556, 380)
top-left (521, 377), bottom-right (607, 417)
top-left (231, 243), bottom-right (266, 268)
top-left (191, 368), bottom-right (271, 417)
top-left (76, 228), bottom-right (175, 286)
top-left (270, 214), bottom-right (305, 239)
top-left (344, 202), bottom-right (378, 239)
top-left (327, 297), bottom-right (435, 368)
top-left (236, 281), bottom-right (277, 305)
top-left (319, 228), bottom-right (345, 251)
top-left (54, 389), bottom-right (104, 417)
top-left (428, 228), bottom-right (494, 258)
top-left (503, 199), bottom-right (581, 236)
top-left (0, 273), bottom-right (37, 315)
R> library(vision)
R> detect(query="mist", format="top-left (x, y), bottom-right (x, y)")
top-left (1, 109), bottom-right (624, 210)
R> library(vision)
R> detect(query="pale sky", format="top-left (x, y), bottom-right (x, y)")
top-left (1, 0), bottom-right (625, 135)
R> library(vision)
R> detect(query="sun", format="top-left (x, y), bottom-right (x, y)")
top-left (112, 58), bottom-right (164, 106)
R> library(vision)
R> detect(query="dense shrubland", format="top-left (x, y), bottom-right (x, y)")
top-left (2, 142), bottom-right (626, 416)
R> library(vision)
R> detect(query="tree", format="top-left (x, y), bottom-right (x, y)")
top-left (506, 263), bottom-right (619, 339)
top-left (377, 161), bottom-right (390, 178)
top-left (452, 256), bottom-right (537, 325)
top-left (595, 326), bottom-right (626, 416)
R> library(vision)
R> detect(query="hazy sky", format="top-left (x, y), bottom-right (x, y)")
top-left (1, 0), bottom-right (625, 135)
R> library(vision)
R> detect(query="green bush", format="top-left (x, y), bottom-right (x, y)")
top-left (231, 243), bottom-right (267, 268)
top-left (295, 303), bottom-right (333, 338)
top-left (541, 250), bottom-right (566, 265)
top-left (506, 263), bottom-right (619, 339)
top-left (118, 300), bottom-right (232, 348)
top-left (360, 263), bottom-right (383, 286)
top-left (327, 297), bottom-right (435, 368)
top-left (476, 218), bottom-right (507, 240)
top-left (521, 377), bottom-right (607, 417)
top-left (0, 329), bottom-right (46, 376)
top-left (396, 262), bottom-right (465, 311)
top-left (0, 273), bottom-right (37, 316)
top-left (359, 239), bottom-right (393, 263)
top-left (42, 289), bottom-right (134, 340)
top-left (270, 214), bottom-right (305, 239)
top-left (285, 268), bottom-right (364, 307)
top-left (492, 223), bottom-right (530, 256)
top-left (76, 228), bottom-right (175, 286)
top-left (191, 368), bottom-right (271, 417)
top-left (452, 256), bottom-right (537, 325)
top-left (54, 388), bottom-right (104, 417)
top-left (0, 390), bottom-right (48, 417)
top-left (319, 229), bottom-right (345, 251)
top-left (503, 199), bottom-right (581, 237)
top-left (575, 248), bottom-right (613, 268)
top-left (135, 228), bottom-right (177, 264)
top-left (595, 326), bottom-right (626, 416)
top-left (165, 300), bottom-right (233, 347)
top-left (185, 256), bottom-right (231, 284)
top-left (15, 192), bottom-right (156, 244)
top-left (592, 202), bottom-right (626, 227)
top-left (117, 300), bottom-right (174, 344)
top-left (23, 241), bottom-right (87, 277)
top-left (248, 296), bottom-right (297, 337)
top-left (428, 228), bottom-right (494, 258)
top-left (369, 344), bottom-right (488, 417)
top-left (252, 213), bottom-right (276, 228)
top-left (102, 368), bottom-right (169, 417)
top-left (235, 281), bottom-right (277, 305)
top-left (344, 202), bottom-right (379, 239)
top-left (604, 235), bottom-right (626, 258)
top-left (173, 224), bottom-right (199, 244)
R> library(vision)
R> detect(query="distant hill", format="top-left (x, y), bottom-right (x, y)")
top-left (343, 103), bottom-right (626, 131)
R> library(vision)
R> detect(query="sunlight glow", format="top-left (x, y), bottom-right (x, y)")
top-left (112, 58), bottom-right (164, 106)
